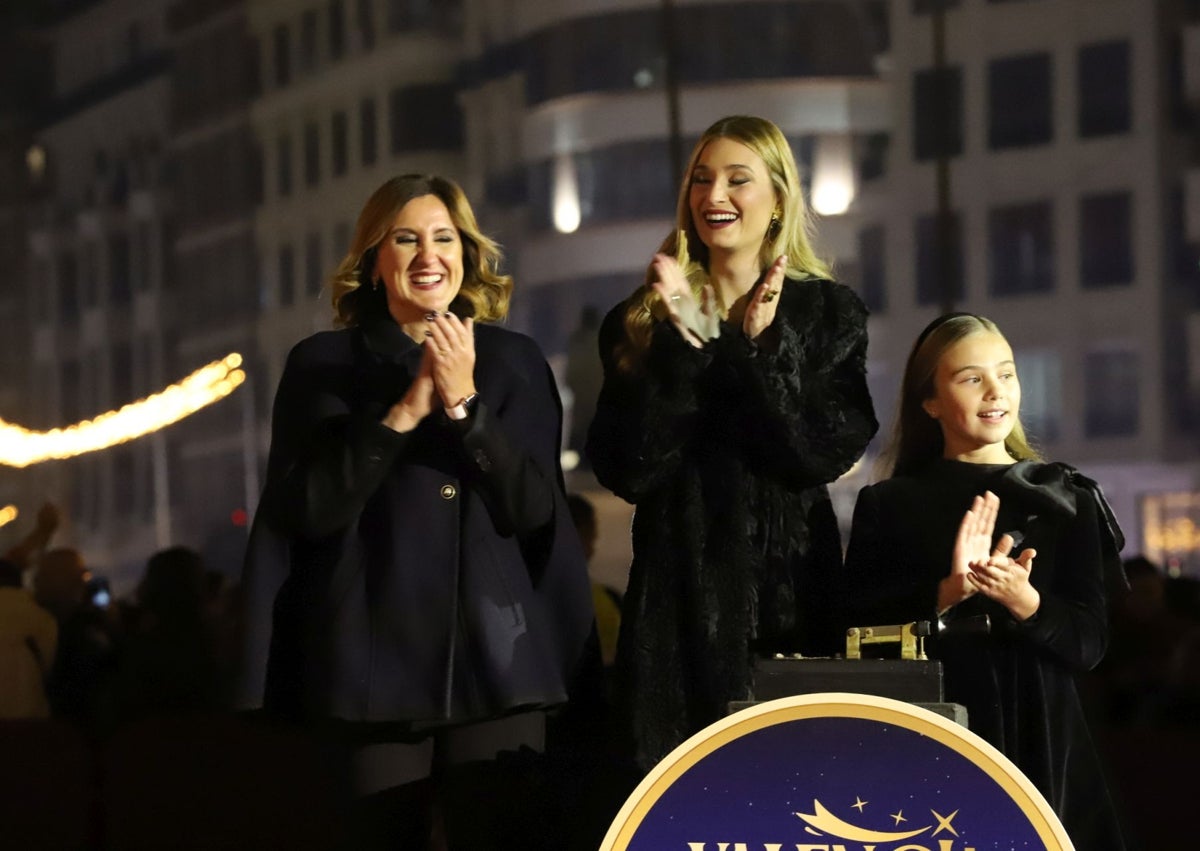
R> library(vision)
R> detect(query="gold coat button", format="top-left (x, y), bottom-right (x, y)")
top-left (440, 484), bottom-right (457, 500)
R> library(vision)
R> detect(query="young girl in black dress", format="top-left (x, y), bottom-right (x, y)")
top-left (842, 312), bottom-right (1132, 851)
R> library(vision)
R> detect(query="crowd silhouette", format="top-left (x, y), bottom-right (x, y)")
top-left (0, 503), bottom-right (343, 850)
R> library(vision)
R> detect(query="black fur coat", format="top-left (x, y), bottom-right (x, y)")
top-left (586, 278), bottom-right (878, 769)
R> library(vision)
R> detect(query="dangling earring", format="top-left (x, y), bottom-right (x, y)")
top-left (768, 210), bottom-right (782, 239)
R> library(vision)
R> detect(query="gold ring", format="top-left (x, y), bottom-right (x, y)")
top-left (762, 291), bottom-right (778, 303)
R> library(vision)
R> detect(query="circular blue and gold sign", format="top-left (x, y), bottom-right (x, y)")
top-left (601, 693), bottom-right (1072, 851)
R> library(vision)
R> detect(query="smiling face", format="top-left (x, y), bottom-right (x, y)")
top-left (688, 136), bottom-right (778, 261)
top-left (923, 330), bottom-right (1021, 463)
top-left (373, 193), bottom-right (463, 325)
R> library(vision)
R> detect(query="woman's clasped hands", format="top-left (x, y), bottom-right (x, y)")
top-left (386, 312), bottom-right (477, 432)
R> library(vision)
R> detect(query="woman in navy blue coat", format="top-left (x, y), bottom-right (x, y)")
top-left (240, 174), bottom-right (595, 850)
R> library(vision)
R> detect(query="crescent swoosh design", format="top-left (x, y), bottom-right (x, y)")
top-left (794, 800), bottom-right (931, 842)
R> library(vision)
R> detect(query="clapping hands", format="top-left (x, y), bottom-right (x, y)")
top-left (940, 490), bottom-right (1040, 620)
top-left (651, 254), bottom-right (719, 348)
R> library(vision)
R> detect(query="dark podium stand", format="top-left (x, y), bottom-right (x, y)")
top-left (729, 621), bottom-right (971, 727)
top-left (730, 657), bottom-right (968, 726)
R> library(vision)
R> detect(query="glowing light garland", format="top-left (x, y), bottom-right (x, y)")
top-left (0, 354), bottom-right (246, 468)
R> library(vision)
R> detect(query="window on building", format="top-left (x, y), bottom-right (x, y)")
top-left (357, 0), bottom-right (376, 48)
top-left (112, 342), bottom-right (133, 405)
top-left (1016, 349), bottom-right (1061, 442)
top-left (857, 225), bottom-right (886, 313)
top-left (389, 84), bottom-right (462, 153)
top-left (988, 200), bottom-right (1054, 295)
top-left (856, 132), bottom-right (889, 183)
top-left (136, 441), bottom-right (154, 521)
top-left (136, 333), bottom-right (154, 396)
top-left (525, 5), bottom-right (874, 105)
top-left (360, 97), bottom-right (377, 165)
top-left (305, 232), bottom-right (323, 296)
top-left (81, 241), bottom-right (99, 308)
top-left (1084, 349), bottom-right (1139, 437)
top-left (110, 232), bottom-right (132, 305)
top-left (912, 0), bottom-right (961, 11)
top-left (329, 0), bottom-right (346, 60)
top-left (300, 10), bottom-right (318, 72)
top-left (988, 53), bottom-right (1052, 149)
top-left (528, 140), bottom-right (674, 232)
top-left (127, 21), bottom-right (142, 62)
top-left (135, 221), bottom-right (153, 292)
top-left (387, 0), bottom-right (434, 32)
top-left (272, 24), bottom-right (290, 87)
top-left (332, 110), bottom-right (348, 177)
top-left (71, 455), bottom-right (90, 528)
top-left (279, 244), bottom-right (295, 306)
top-left (913, 66), bottom-right (963, 161)
top-left (915, 211), bottom-right (965, 306)
top-left (1078, 41), bottom-right (1131, 138)
top-left (59, 253), bottom-right (79, 320)
top-left (60, 359), bottom-right (81, 425)
top-left (304, 122), bottom-right (320, 187)
top-left (333, 222), bottom-right (351, 258)
top-left (83, 355), bottom-right (100, 421)
top-left (1080, 191), bottom-right (1134, 288)
top-left (35, 263), bottom-right (53, 321)
top-left (277, 135), bottom-right (293, 196)
top-left (113, 445), bottom-right (135, 519)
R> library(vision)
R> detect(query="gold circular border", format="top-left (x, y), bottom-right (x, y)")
top-left (600, 692), bottom-right (1072, 850)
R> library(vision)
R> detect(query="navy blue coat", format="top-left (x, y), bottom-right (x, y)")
top-left (239, 317), bottom-right (595, 726)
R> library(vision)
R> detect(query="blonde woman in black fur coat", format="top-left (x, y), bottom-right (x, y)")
top-left (586, 115), bottom-right (878, 771)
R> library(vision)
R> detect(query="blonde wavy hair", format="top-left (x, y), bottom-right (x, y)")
top-left (329, 174), bottom-right (512, 327)
top-left (880, 312), bottom-right (1041, 478)
top-left (616, 115), bottom-right (831, 371)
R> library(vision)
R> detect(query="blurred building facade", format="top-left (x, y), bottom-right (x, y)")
top-left (0, 16), bottom-right (51, 526)
top-left (860, 0), bottom-right (1200, 564)
top-left (458, 0), bottom-right (890, 449)
top-left (167, 0), bottom-right (263, 576)
top-left (21, 0), bottom-right (176, 583)
top-left (5, 0), bottom-right (1200, 581)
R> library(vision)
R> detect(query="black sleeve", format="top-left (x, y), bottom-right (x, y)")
top-left (447, 339), bottom-right (561, 538)
top-left (267, 343), bottom-right (414, 539)
top-left (585, 303), bottom-right (712, 503)
top-left (842, 485), bottom-right (941, 632)
top-left (1012, 493), bottom-right (1110, 672)
top-left (728, 281), bottom-right (878, 489)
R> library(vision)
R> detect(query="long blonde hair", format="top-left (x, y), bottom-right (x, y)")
top-left (880, 312), bottom-right (1041, 478)
top-left (616, 115), bottom-right (830, 371)
top-left (329, 174), bottom-right (512, 327)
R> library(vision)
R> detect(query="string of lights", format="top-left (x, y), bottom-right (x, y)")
top-left (0, 354), bottom-right (246, 469)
